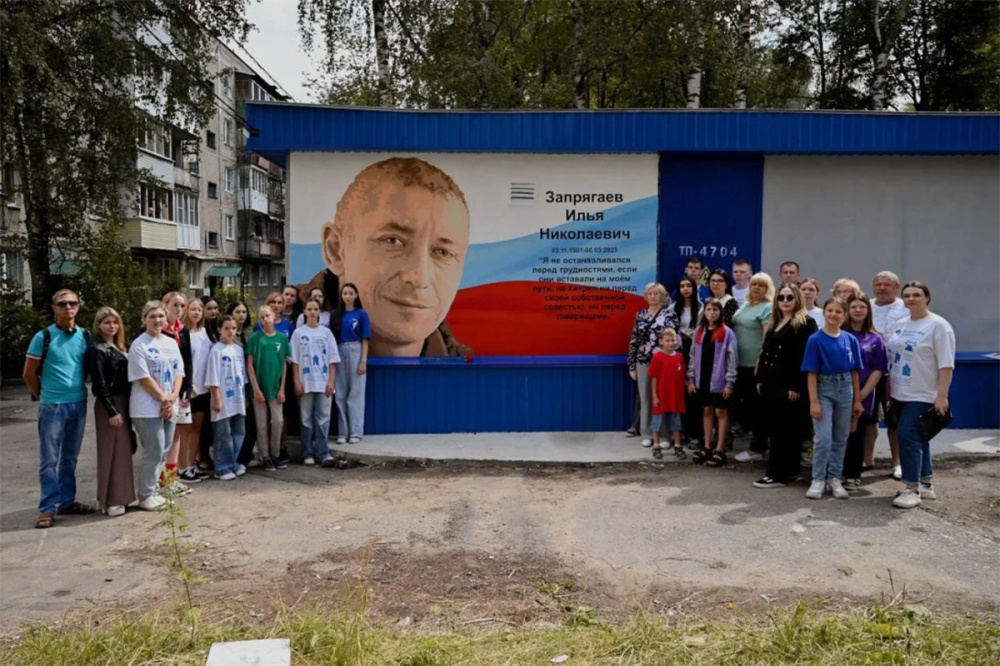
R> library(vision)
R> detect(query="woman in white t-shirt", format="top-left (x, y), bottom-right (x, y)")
top-left (292, 298), bottom-right (341, 467)
top-left (177, 298), bottom-right (213, 484)
top-left (205, 316), bottom-right (248, 481)
top-left (799, 277), bottom-right (825, 329)
top-left (885, 281), bottom-right (956, 510)
top-left (295, 287), bottom-right (332, 329)
top-left (128, 301), bottom-right (185, 511)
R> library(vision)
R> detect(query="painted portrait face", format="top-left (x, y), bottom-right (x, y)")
top-left (324, 179), bottom-right (470, 351)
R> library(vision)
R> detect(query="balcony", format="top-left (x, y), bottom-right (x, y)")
top-left (237, 188), bottom-right (268, 214)
top-left (268, 198), bottom-right (285, 219)
top-left (123, 217), bottom-right (178, 252)
top-left (173, 166), bottom-right (200, 192)
top-left (240, 237), bottom-right (285, 260)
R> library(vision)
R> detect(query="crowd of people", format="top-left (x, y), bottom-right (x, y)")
top-left (22, 256), bottom-right (955, 528)
top-left (24, 283), bottom-right (371, 528)
top-left (628, 257), bottom-right (956, 508)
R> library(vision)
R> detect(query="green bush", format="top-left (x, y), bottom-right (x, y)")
top-left (0, 278), bottom-right (45, 384)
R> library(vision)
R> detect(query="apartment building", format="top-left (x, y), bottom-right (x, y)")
top-left (127, 40), bottom-right (288, 305)
top-left (2, 34), bottom-right (288, 307)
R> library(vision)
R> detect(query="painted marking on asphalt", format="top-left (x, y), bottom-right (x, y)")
top-left (951, 436), bottom-right (1000, 455)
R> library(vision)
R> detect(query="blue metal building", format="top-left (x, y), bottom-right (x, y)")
top-left (247, 105), bottom-right (1000, 433)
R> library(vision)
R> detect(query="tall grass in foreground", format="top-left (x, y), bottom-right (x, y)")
top-left (3, 602), bottom-right (997, 666)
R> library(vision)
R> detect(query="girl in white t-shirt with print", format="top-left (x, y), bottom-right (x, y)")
top-left (885, 281), bottom-right (956, 510)
top-left (291, 298), bottom-right (341, 467)
top-left (128, 301), bottom-right (185, 511)
top-left (205, 316), bottom-right (248, 481)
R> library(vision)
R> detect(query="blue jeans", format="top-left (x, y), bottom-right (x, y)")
top-left (212, 415), bottom-right (246, 476)
top-left (893, 400), bottom-right (934, 486)
top-left (133, 417), bottom-right (177, 501)
top-left (299, 392), bottom-right (332, 460)
top-left (37, 400), bottom-right (87, 514)
top-left (650, 412), bottom-right (682, 434)
top-left (335, 342), bottom-right (368, 438)
top-left (812, 373), bottom-right (853, 481)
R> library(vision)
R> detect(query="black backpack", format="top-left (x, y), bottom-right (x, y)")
top-left (34, 326), bottom-right (92, 400)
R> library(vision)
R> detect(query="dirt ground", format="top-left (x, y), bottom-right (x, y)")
top-left (3, 447), bottom-right (997, 634)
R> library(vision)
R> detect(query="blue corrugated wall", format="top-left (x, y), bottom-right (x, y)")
top-left (363, 358), bottom-right (632, 434)
top-left (658, 154), bottom-right (764, 287)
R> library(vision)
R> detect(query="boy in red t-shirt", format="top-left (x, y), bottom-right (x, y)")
top-left (648, 328), bottom-right (687, 459)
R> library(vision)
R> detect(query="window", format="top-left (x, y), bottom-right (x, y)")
top-left (187, 261), bottom-right (200, 288)
top-left (208, 231), bottom-right (219, 248)
top-left (2, 163), bottom-right (17, 205)
top-left (225, 214), bottom-right (234, 240)
top-left (139, 182), bottom-right (172, 220)
top-left (160, 258), bottom-right (180, 280)
top-left (258, 264), bottom-right (267, 286)
top-left (143, 126), bottom-right (172, 159)
top-left (1, 251), bottom-right (25, 285)
top-left (225, 167), bottom-right (235, 193)
top-left (208, 182), bottom-right (218, 199)
top-left (244, 167), bottom-right (267, 194)
top-left (206, 131), bottom-right (216, 149)
top-left (174, 192), bottom-right (198, 226)
top-left (222, 74), bottom-right (232, 98)
top-left (273, 265), bottom-right (281, 286)
top-left (223, 118), bottom-right (233, 146)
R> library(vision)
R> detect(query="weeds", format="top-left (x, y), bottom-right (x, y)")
top-left (155, 479), bottom-right (204, 646)
top-left (4, 602), bottom-right (998, 665)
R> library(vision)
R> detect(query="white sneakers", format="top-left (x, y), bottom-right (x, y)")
top-left (735, 450), bottom-right (764, 463)
top-left (106, 505), bottom-right (126, 517)
top-left (335, 437), bottom-right (347, 445)
top-left (303, 457), bottom-right (316, 466)
top-left (640, 439), bottom-right (653, 448)
top-left (893, 488), bottom-right (922, 509)
top-left (827, 478), bottom-right (849, 499)
top-left (139, 495), bottom-right (167, 511)
top-left (215, 472), bottom-right (236, 481)
top-left (348, 436), bottom-right (361, 444)
top-left (919, 483), bottom-right (937, 500)
top-left (806, 480), bottom-right (826, 499)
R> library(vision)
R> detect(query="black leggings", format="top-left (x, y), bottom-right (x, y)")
top-left (736, 366), bottom-right (767, 452)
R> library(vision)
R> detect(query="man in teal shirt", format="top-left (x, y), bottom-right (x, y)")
top-left (22, 289), bottom-right (94, 528)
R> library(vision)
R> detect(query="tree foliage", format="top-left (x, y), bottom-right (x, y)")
top-left (0, 0), bottom-right (253, 311)
top-left (300, 0), bottom-right (997, 112)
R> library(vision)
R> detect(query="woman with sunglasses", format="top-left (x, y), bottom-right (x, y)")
top-left (752, 283), bottom-right (817, 489)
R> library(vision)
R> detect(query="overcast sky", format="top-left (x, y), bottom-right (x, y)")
top-left (240, 0), bottom-right (320, 102)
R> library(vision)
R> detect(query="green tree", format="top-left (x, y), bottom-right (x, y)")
top-left (0, 0), bottom-right (253, 311)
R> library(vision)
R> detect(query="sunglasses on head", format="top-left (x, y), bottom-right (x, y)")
top-left (55, 300), bottom-right (79, 308)
top-left (776, 294), bottom-right (795, 302)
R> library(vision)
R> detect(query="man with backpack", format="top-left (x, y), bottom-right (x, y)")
top-left (22, 289), bottom-right (94, 528)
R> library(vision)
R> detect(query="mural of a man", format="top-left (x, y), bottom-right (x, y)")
top-left (320, 157), bottom-right (471, 357)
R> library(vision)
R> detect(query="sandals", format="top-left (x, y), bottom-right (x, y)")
top-left (691, 448), bottom-right (712, 464)
top-left (705, 451), bottom-right (728, 468)
top-left (35, 512), bottom-right (55, 529)
top-left (652, 446), bottom-right (664, 459)
top-left (673, 447), bottom-right (687, 460)
top-left (56, 501), bottom-right (95, 515)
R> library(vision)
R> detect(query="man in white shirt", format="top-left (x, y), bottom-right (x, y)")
top-left (871, 271), bottom-right (909, 335)
top-left (731, 259), bottom-right (752, 307)
top-left (869, 270), bottom-right (909, 479)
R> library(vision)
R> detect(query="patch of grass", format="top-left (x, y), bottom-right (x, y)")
top-left (3, 602), bottom-right (998, 666)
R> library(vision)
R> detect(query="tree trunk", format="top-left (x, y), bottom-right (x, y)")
top-left (570, 0), bottom-right (587, 109)
top-left (870, 0), bottom-right (911, 110)
top-left (372, 0), bottom-right (392, 106)
top-left (686, 1), bottom-right (704, 109)
top-left (814, 0), bottom-right (827, 102)
top-left (734, 0), bottom-right (751, 109)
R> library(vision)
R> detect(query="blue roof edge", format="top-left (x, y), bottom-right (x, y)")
top-left (246, 104), bottom-right (1000, 166)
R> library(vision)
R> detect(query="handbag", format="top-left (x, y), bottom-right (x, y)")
top-left (919, 407), bottom-right (953, 442)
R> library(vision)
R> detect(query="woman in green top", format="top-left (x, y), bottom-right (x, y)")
top-left (731, 272), bottom-right (775, 461)
top-left (246, 305), bottom-right (291, 472)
